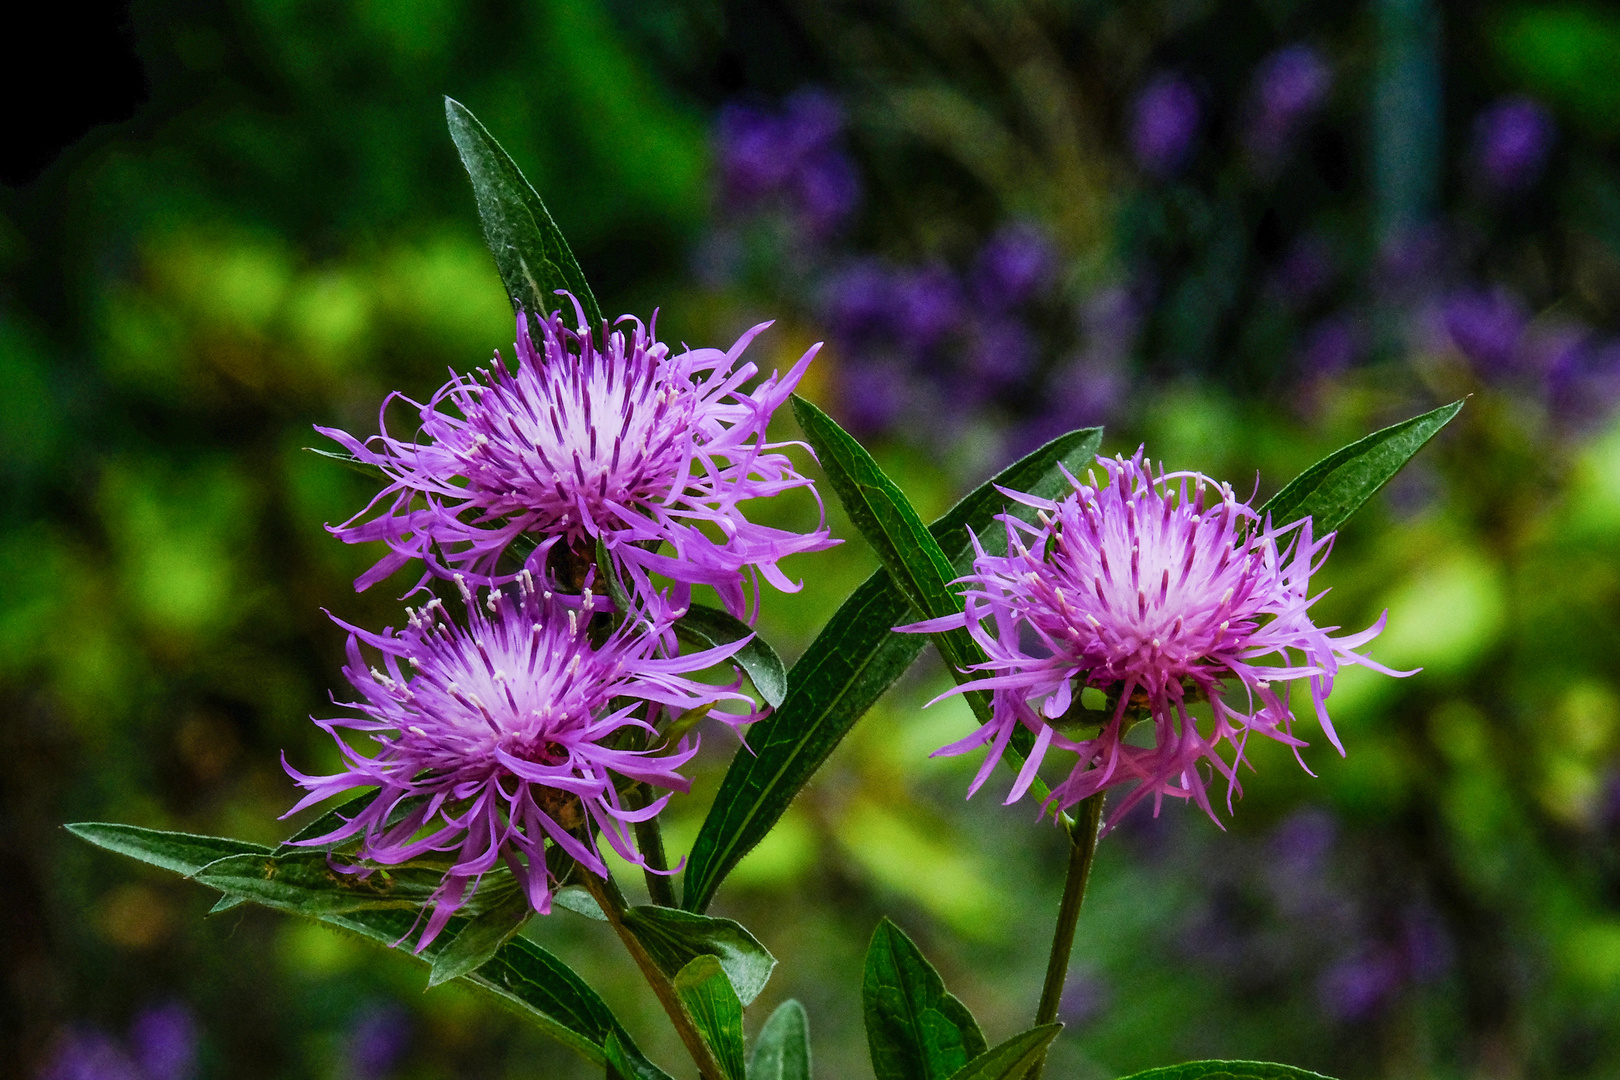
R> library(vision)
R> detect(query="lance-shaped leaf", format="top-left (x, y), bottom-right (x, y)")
top-left (428, 887), bottom-right (533, 987)
top-left (1114, 1063), bottom-right (1337, 1080)
top-left (863, 919), bottom-right (987, 1080)
top-left (1259, 400), bottom-right (1462, 534)
top-left (192, 851), bottom-right (457, 915)
top-left (622, 905), bottom-right (777, 1006)
top-left (69, 822), bottom-right (663, 1072)
top-left (303, 446), bottom-right (387, 480)
top-left (943, 1024), bottom-right (1062, 1080)
top-left (681, 425), bottom-right (1102, 913)
top-left (606, 1030), bottom-right (678, 1080)
top-left (673, 955), bottom-right (748, 1080)
top-left (674, 603), bottom-right (789, 710)
top-left (749, 999), bottom-right (811, 1080)
top-left (445, 97), bottom-right (602, 331)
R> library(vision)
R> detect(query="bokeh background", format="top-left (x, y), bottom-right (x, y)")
top-left (8, 1), bottom-right (1620, 1077)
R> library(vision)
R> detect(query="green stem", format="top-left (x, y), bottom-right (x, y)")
top-left (580, 866), bottom-right (727, 1080)
top-left (630, 784), bottom-right (677, 907)
top-left (1026, 791), bottom-right (1105, 1080)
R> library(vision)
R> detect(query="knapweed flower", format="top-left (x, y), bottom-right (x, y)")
top-left (903, 451), bottom-right (1403, 824)
top-left (283, 574), bottom-right (754, 948)
top-left (1131, 73), bottom-right (1201, 178)
top-left (320, 305), bottom-right (836, 619)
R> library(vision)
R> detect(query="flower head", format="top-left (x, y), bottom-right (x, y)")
top-left (283, 574), bottom-right (753, 948)
top-left (320, 305), bottom-right (836, 619)
top-left (903, 451), bottom-right (1404, 824)
top-left (1131, 74), bottom-right (1201, 178)
top-left (1474, 96), bottom-right (1554, 194)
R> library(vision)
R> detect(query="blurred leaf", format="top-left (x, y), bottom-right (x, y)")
top-left (553, 883), bottom-right (608, 921)
top-left (943, 1024), bottom-right (1062, 1080)
top-left (72, 822), bottom-right (660, 1070)
top-left (428, 887), bottom-right (533, 987)
top-left (674, 604), bottom-right (788, 709)
top-left (1114, 1063), bottom-right (1336, 1080)
top-left (749, 999), bottom-right (811, 1080)
top-left (863, 918), bottom-right (987, 1080)
top-left (302, 446), bottom-right (386, 481)
top-left (681, 425), bottom-right (1102, 913)
top-left (622, 905), bottom-right (776, 1006)
top-left (673, 955), bottom-right (748, 1080)
top-left (445, 97), bottom-right (603, 330)
top-left (66, 823), bottom-right (270, 876)
top-left (1258, 400), bottom-right (1462, 534)
top-left (606, 1029), bottom-right (678, 1080)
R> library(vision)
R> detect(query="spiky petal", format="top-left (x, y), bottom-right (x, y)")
top-left (902, 450), bottom-right (1408, 825)
top-left (319, 303), bottom-right (837, 619)
top-left (282, 574), bottom-right (753, 949)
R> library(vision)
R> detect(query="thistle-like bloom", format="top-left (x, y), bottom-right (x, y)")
top-left (320, 304), bottom-right (836, 618)
top-left (903, 451), bottom-right (1404, 824)
top-left (283, 573), bottom-right (753, 948)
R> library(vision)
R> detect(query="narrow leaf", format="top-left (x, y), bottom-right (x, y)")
top-left (1259, 400), bottom-right (1462, 534)
top-left (863, 919), bottom-right (986, 1080)
top-left (622, 906), bottom-right (776, 1006)
top-left (605, 1030), bottom-right (678, 1080)
top-left (552, 883), bottom-right (608, 921)
top-left (682, 426), bottom-right (1102, 912)
top-left (673, 955), bottom-right (748, 1080)
top-left (944, 1024), bottom-right (1062, 1080)
top-left (674, 604), bottom-right (789, 709)
top-left (428, 888), bottom-right (533, 987)
top-left (302, 446), bottom-right (386, 481)
top-left (749, 999), bottom-right (811, 1080)
top-left (66, 823), bottom-right (270, 876)
top-left (445, 97), bottom-right (603, 330)
top-left (192, 852), bottom-right (449, 914)
top-left (1114, 1062), bottom-right (1338, 1080)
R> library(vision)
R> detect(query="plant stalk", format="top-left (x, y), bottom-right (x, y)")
top-left (1025, 791), bottom-right (1105, 1080)
top-left (579, 865), bottom-right (727, 1080)
top-left (629, 784), bottom-right (677, 907)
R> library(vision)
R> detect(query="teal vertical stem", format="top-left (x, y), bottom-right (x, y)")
top-left (1374, 0), bottom-right (1443, 243)
top-left (1025, 791), bottom-right (1105, 1080)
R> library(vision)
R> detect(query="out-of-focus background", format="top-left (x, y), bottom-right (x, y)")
top-left (7, 1), bottom-right (1620, 1077)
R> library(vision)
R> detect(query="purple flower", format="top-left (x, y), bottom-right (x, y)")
top-left (127, 1004), bottom-right (197, 1080)
top-left (1474, 97), bottom-right (1554, 194)
top-left (894, 265), bottom-right (964, 352)
top-left (320, 306), bottom-right (836, 619)
top-left (971, 224), bottom-right (1057, 312)
top-left (1318, 947), bottom-right (1404, 1021)
top-left (37, 1029), bottom-right (143, 1080)
top-left (821, 260), bottom-right (898, 344)
top-left (1297, 316), bottom-right (1361, 378)
top-left (1442, 286), bottom-right (1527, 378)
top-left (717, 89), bottom-right (860, 234)
top-left (901, 451), bottom-right (1405, 823)
top-left (1245, 45), bottom-right (1332, 161)
top-left (346, 1003), bottom-right (411, 1080)
top-left (1548, 338), bottom-right (1620, 427)
top-left (1131, 74), bottom-right (1201, 178)
top-left (965, 318), bottom-right (1037, 391)
top-left (836, 359), bottom-right (910, 437)
top-left (283, 575), bottom-right (755, 948)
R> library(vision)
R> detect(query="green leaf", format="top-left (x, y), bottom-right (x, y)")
top-left (71, 822), bottom-right (663, 1072)
top-left (444, 97), bottom-right (603, 331)
top-left (192, 851), bottom-right (452, 914)
top-left (1258, 400), bottom-right (1463, 535)
top-left (605, 1030), bottom-right (678, 1080)
top-left (863, 919), bottom-right (987, 1080)
top-left (749, 999), bottom-right (811, 1080)
top-left (1114, 1062), bottom-right (1338, 1080)
top-left (552, 883), bottom-right (608, 921)
top-left (302, 446), bottom-right (385, 481)
top-left (674, 603), bottom-right (789, 710)
top-left (428, 887), bottom-right (533, 988)
top-left (66, 822), bottom-right (271, 876)
top-left (943, 1024), bottom-right (1062, 1080)
top-left (681, 425), bottom-right (1102, 913)
top-left (673, 955), bottom-right (748, 1080)
top-left (621, 906), bottom-right (776, 1006)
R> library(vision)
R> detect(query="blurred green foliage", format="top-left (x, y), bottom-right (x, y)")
top-left (8, 2), bottom-right (1620, 1080)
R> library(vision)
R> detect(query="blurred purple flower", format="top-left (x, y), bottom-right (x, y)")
top-left (717, 89), bottom-right (860, 235)
top-left (1318, 948), bottom-right (1404, 1022)
top-left (1270, 807), bottom-right (1337, 873)
top-left (971, 224), bottom-right (1057, 312)
top-left (1246, 45), bottom-right (1332, 161)
top-left (1547, 336), bottom-right (1620, 427)
top-left (1298, 316), bottom-right (1361, 378)
top-left (1376, 225), bottom-right (1449, 298)
top-left (1400, 903), bottom-right (1454, 984)
top-left (894, 265), bottom-right (964, 352)
top-left (965, 318), bottom-right (1037, 391)
top-left (1272, 235), bottom-right (1337, 307)
top-left (127, 1004), bottom-right (197, 1080)
top-left (1474, 97), bottom-right (1555, 194)
top-left (37, 1029), bottom-right (144, 1080)
top-left (836, 359), bottom-right (910, 436)
top-left (1443, 287), bottom-right (1527, 378)
top-left (1058, 969), bottom-right (1111, 1026)
top-left (1131, 74), bottom-right (1201, 178)
top-left (821, 260), bottom-right (898, 343)
top-left (347, 1003), bottom-right (412, 1080)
